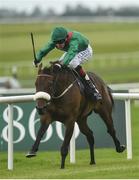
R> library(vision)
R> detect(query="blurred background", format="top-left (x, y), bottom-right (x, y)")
top-left (0, 0), bottom-right (139, 88)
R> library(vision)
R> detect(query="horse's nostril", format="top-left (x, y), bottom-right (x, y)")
top-left (36, 106), bottom-right (44, 115)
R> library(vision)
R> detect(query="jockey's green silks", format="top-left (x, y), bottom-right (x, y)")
top-left (36, 29), bottom-right (89, 65)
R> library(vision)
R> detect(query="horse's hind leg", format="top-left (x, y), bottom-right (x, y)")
top-left (77, 117), bottom-right (96, 165)
top-left (97, 108), bottom-right (125, 153)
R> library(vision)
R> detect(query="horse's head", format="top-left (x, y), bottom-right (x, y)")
top-left (34, 63), bottom-right (54, 115)
top-left (34, 62), bottom-right (74, 115)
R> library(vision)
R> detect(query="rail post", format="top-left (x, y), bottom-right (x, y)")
top-left (125, 99), bottom-right (132, 159)
top-left (70, 125), bottom-right (76, 163)
top-left (8, 104), bottom-right (13, 170)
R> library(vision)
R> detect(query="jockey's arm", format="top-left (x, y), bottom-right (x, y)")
top-left (63, 40), bottom-right (78, 65)
top-left (36, 41), bottom-right (55, 62)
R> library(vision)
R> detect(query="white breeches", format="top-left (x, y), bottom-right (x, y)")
top-left (59, 44), bottom-right (93, 68)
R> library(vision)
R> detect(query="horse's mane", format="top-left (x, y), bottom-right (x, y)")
top-left (42, 63), bottom-right (73, 77)
top-left (42, 66), bottom-right (52, 75)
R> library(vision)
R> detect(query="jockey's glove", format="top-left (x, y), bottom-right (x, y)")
top-left (33, 59), bottom-right (40, 67)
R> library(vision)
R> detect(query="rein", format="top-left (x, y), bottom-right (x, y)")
top-left (37, 74), bottom-right (53, 78)
top-left (37, 73), bottom-right (77, 100)
top-left (52, 79), bottom-right (77, 99)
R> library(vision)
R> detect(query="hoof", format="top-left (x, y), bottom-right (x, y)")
top-left (60, 166), bottom-right (65, 169)
top-left (26, 151), bottom-right (36, 158)
top-left (90, 161), bottom-right (96, 165)
top-left (116, 145), bottom-right (126, 153)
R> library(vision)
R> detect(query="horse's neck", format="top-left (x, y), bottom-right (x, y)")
top-left (53, 71), bottom-right (74, 95)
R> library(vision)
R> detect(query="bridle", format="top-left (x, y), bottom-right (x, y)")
top-left (35, 73), bottom-right (77, 114)
top-left (37, 73), bottom-right (77, 99)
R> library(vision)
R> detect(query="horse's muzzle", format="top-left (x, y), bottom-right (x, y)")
top-left (34, 91), bottom-right (51, 115)
top-left (36, 105), bottom-right (47, 115)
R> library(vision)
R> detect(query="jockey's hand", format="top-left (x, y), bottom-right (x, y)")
top-left (33, 59), bottom-right (39, 67)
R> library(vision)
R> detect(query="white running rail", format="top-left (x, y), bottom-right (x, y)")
top-left (0, 95), bottom-right (34, 170)
top-left (0, 93), bottom-right (139, 170)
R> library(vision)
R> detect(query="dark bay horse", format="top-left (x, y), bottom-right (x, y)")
top-left (26, 62), bottom-right (125, 169)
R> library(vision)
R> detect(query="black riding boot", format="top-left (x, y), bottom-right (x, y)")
top-left (85, 77), bottom-right (102, 101)
top-left (83, 74), bottom-right (102, 101)
top-left (75, 65), bottom-right (102, 101)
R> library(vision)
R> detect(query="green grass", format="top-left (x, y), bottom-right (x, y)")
top-left (0, 149), bottom-right (139, 179)
top-left (0, 103), bottom-right (139, 179)
top-left (0, 22), bottom-right (139, 87)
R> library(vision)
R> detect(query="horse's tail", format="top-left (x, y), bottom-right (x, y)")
top-left (107, 86), bottom-right (114, 107)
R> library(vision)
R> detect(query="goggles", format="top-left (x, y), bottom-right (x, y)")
top-left (54, 39), bottom-right (65, 44)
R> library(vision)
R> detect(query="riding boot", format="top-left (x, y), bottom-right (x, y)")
top-left (75, 65), bottom-right (102, 101)
top-left (83, 74), bottom-right (102, 101)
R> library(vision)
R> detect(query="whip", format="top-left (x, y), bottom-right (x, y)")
top-left (30, 32), bottom-right (37, 60)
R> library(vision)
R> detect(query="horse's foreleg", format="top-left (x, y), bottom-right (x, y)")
top-left (60, 121), bottom-right (75, 169)
top-left (77, 118), bottom-right (96, 165)
top-left (26, 114), bottom-right (51, 158)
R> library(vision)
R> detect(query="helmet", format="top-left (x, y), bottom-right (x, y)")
top-left (51, 27), bottom-right (68, 43)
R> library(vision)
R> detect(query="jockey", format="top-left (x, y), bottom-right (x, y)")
top-left (33, 26), bottom-right (102, 101)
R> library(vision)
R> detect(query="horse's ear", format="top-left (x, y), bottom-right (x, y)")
top-left (49, 60), bottom-right (60, 66)
top-left (38, 63), bottom-right (43, 73)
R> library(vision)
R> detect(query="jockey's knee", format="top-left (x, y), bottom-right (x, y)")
top-left (75, 65), bottom-right (86, 77)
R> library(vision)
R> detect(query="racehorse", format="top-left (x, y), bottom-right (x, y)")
top-left (26, 62), bottom-right (125, 169)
